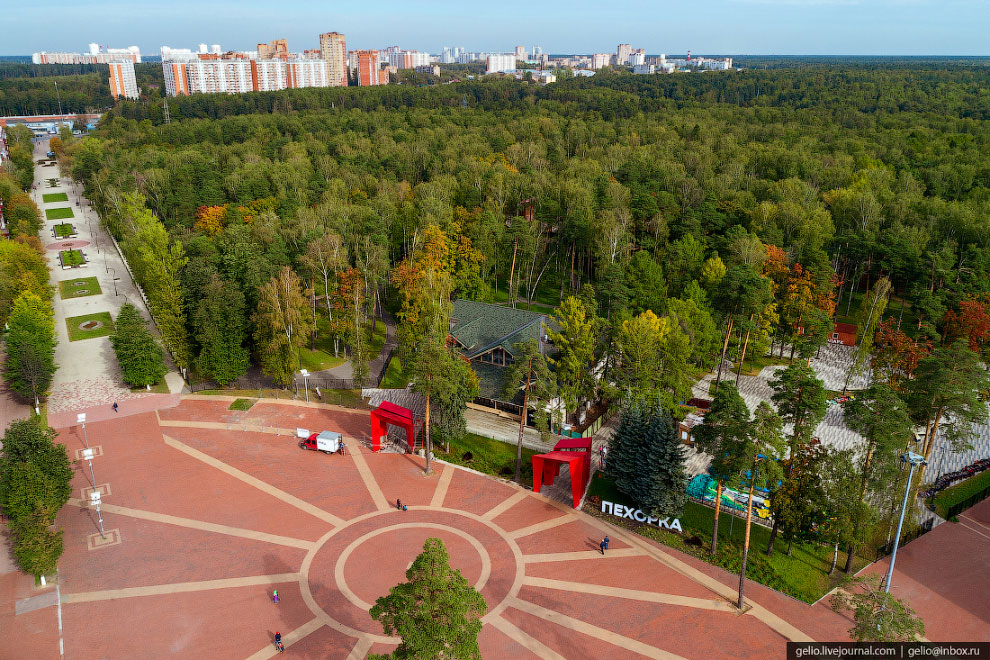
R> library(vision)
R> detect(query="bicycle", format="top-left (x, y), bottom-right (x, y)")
top-left (275, 640), bottom-right (285, 653)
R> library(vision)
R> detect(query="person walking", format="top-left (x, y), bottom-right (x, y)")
top-left (396, 498), bottom-right (402, 510)
top-left (599, 444), bottom-right (607, 470)
top-left (272, 589), bottom-right (279, 604)
top-left (599, 536), bottom-right (610, 555)
top-left (112, 402), bottom-right (118, 413)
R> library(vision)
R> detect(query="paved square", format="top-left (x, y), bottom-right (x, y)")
top-left (4, 395), bottom-right (985, 659)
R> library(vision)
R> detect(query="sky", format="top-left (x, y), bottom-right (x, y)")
top-left (0, 0), bottom-right (985, 56)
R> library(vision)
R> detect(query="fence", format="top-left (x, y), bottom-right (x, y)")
top-left (874, 518), bottom-right (934, 561)
top-left (943, 482), bottom-right (990, 520)
top-left (472, 397), bottom-right (523, 417)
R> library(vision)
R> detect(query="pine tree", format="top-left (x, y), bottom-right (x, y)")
top-left (607, 402), bottom-right (645, 498)
top-left (370, 538), bottom-right (488, 660)
top-left (639, 407), bottom-right (687, 518)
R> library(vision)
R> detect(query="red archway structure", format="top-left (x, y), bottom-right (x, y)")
top-left (532, 437), bottom-right (592, 508)
top-left (369, 401), bottom-right (417, 453)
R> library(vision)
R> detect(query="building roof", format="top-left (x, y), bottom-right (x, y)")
top-left (450, 299), bottom-right (547, 360)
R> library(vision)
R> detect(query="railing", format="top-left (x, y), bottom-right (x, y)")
top-left (874, 518), bottom-right (934, 561)
top-left (944, 483), bottom-right (990, 520)
top-left (472, 397), bottom-right (523, 417)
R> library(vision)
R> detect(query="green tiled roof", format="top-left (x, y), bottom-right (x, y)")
top-left (450, 299), bottom-right (547, 359)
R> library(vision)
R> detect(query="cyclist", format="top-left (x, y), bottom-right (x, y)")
top-left (275, 632), bottom-right (284, 652)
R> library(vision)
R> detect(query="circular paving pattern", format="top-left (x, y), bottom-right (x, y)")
top-left (303, 508), bottom-right (522, 642)
top-left (46, 239), bottom-right (90, 251)
top-left (78, 320), bottom-right (103, 331)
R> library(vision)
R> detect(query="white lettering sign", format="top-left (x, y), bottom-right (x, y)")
top-left (601, 500), bottom-right (682, 533)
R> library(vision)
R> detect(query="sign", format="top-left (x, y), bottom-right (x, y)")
top-left (601, 500), bottom-right (682, 532)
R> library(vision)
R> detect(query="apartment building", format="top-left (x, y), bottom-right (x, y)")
top-left (486, 53), bottom-right (516, 74)
top-left (257, 38), bottom-right (289, 60)
top-left (385, 49), bottom-right (431, 70)
top-left (163, 54), bottom-right (331, 96)
top-left (591, 53), bottom-right (611, 70)
top-left (355, 50), bottom-right (387, 86)
top-left (107, 60), bottom-right (139, 99)
top-left (319, 32), bottom-right (348, 86)
top-left (33, 44), bottom-right (141, 65)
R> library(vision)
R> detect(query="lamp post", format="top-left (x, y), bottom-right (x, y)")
top-left (300, 369), bottom-right (310, 403)
top-left (82, 447), bottom-right (97, 490)
top-left (77, 413), bottom-right (89, 450)
top-left (89, 490), bottom-right (106, 540)
top-left (108, 267), bottom-right (118, 296)
top-left (884, 451), bottom-right (927, 593)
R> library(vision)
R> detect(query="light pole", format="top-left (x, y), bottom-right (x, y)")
top-left (885, 451), bottom-right (927, 593)
top-left (82, 447), bottom-right (97, 490)
top-left (89, 490), bottom-right (106, 540)
top-left (300, 369), bottom-right (310, 403)
top-left (77, 413), bottom-right (89, 449)
top-left (108, 267), bottom-right (118, 296)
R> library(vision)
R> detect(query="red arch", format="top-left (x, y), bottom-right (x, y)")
top-left (369, 401), bottom-right (417, 453)
top-left (532, 438), bottom-right (592, 508)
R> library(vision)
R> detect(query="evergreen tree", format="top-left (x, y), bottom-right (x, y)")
top-left (638, 406), bottom-right (687, 518)
top-left (110, 303), bottom-right (167, 387)
top-left (193, 275), bottom-right (249, 387)
top-left (3, 291), bottom-right (56, 406)
top-left (501, 339), bottom-right (557, 483)
top-left (831, 575), bottom-right (925, 642)
top-left (605, 402), bottom-right (643, 492)
top-left (370, 538), bottom-right (488, 660)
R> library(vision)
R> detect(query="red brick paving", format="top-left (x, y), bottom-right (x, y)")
top-left (5, 395), bottom-right (984, 658)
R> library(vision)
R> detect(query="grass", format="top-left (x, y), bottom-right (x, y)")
top-left (65, 312), bottom-right (114, 342)
top-left (229, 398), bottom-right (255, 411)
top-left (45, 207), bottom-right (74, 220)
top-left (59, 249), bottom-right (85, 267)
top-left (734, 353), bottom-right (791, 377)
top-left (53, 223), bottom-right (76, 238)
top-left (436, 432), bottom-right (537, 483)
top-left (130, 380), bottom-right (170, 393)
top-left (192, 387), bottom-right (370, 409)
top-left (379, 355), bottom-right (408, 388)
top-left (586, 472), bottom-right (869, 603)
top-left (58, 277), bottom-right (101, 299)
top-left (933, 470), bottom-right (990, 519)
top-left (43, 192), bottom-right (68, 203)
top-left (297, 319), bottom-right (386, 373)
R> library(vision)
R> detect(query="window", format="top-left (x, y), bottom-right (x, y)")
top-left (832, 333), bottom-right (839, 339)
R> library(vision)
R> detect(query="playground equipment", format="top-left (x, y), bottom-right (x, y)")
top-left (532, 438), bottom-right (593, 508)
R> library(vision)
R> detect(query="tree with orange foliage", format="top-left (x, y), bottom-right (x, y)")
top-left (194, 205), bottom-right (228, 236)
top-left (942, 296), bottom-right (990, 358)
top-left (870, 319), bottom-right (931, 391)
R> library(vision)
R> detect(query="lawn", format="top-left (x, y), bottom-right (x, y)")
top-left (130, 380), bottom-right (170, 393)
top-left (59, 249), bottom-right (86, 268)
top-left (933, 470), bottom-right (990, 519)
top-left (229, 398), bottom-right (255, 411)
top-left (298, 319), bottom-right (386, 372)
top-left (192, 388), bottom-right (370, 409)
top-left (586, 473), bottom-right (868, 603)
top-left (65, 312), bottom-right (114, 342)
top-left (53, 223), bottom-right (76, 238)
top-left (436, 432), bottom-right (537, 483)
top-left (379, 355), bottom-right (408, 388)
top-left (45, 207), bottom-right (74, 220)
top-left (59, 277), bottom-right (102, 299)
top-left (43, 192), bottom-right (69, 203)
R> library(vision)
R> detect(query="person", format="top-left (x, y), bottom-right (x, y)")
top-left (600, 536), bottom-right (610, 555)
top-left (396, 498), bottom-right (402, 510)
top-left (272, 589), bottom-right (279, 603)
top-left (402, 504), bottom-right (408, 511)
top-left (112, 402), bottom-right (118, 413)
top-left (599, 444), bottom-right (607, 469)
top-left (275, 632), bottom-right (284, 652)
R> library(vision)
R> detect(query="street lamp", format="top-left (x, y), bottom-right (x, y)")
top-left (884, 451), bottom-right (927, 593)
top-left (300, 369), bottom-right (310, 403)
top-left (89, 490), bottom-right (106, 540)
top-left (82, 447), bottom-right (97, 490)
top-left (108, 267), bottom-right (119, 296)
top-left (77, 413), bottom-right (89, 450)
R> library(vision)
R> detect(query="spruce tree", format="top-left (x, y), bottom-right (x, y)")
top-left (639, 407), bottom-right (687, 518)
top-left (608, 402), bottom-right (645, 499)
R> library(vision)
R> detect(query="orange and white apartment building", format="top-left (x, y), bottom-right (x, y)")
top-left (163, 53), bottom-right (330, 96)
top-left (107, 61), bottom-right (139, 99)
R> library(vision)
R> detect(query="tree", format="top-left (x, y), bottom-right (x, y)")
top-left (301, 232), bottom-right (347, 357)
top-left (844, 276), bottom-right (890, 390)
top-left (907, 340), bottom-right (990, 487)
top-left (254, 266), bottom-right (314, 386)
top-left (0, 239), bottom-right (51, 327)
top-left (871, 320), bottom-right (930, 391)
top-left (830, 575), bottom-right (925, 642)
top-left (3, 291), bottom-right (56, 406)
top-left (410, 333), bottom-right (479, 472)
top-left (767, 440), bottom-right (829, 556)
top-left (369, 537), bottom-right (488, 660)
top-left (770, 362), bottom-right (828, 451)
top-left (10, 505), bottom-right (63, 577)
top-left (641, 406), bottom-right (687, 518)
top-left (625, 250), bottom-right (667, 315)
top-left (692, 384), bottom-right (750, 555)
top-left (193, 275), bottom-right (249, 387)
top-left (612, 310), bottom-right (691, 406)
top-left (501, 338), bottom-right (557, 483)
top-left (737, 402), bottom-right (785, 608)
top-left (335, 267), bottom-right (370, 387)
top-left (547, 296), bottom-right (597, 416)
top-left (842, 385), bottom-right (913, 572)
top-left (110, 303), bottom-right (167, 387)
top-left (711, 265), bottom-right (773, 392)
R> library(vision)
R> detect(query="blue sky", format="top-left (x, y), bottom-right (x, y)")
top-left (1, 0), bottom-right (985, 56)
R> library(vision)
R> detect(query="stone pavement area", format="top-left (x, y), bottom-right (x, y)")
top-left (4, 395), bottom-right (984, 659)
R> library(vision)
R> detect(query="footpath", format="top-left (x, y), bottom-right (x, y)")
top-left (32, 137), bottom-right (185, 426)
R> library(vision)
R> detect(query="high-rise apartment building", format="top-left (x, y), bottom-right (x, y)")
top-left (163, 53), bottom-right (332, 96)
top-left (319, 32), bottom-right (348, 86)
top-left (616, 43), bottom-right (632, 65)
top-left (108, 61), bottom-right (139, 99)
top-left (486, 53), bottom-right (516, 74)
top-left (514, 45), bottom-right (527, 60)
top-left (385, 49), bottom-right (431, 70)
top-left (33, 44), bottom-right (141, 65)
top-left (257, 38), bottom-right (289, 60)
top-left (629, 50), bottom-right (646, 66)
top-left (591, 53), bottom-right (611, 70)
top-left (354, 50), bottom-right (386, 86)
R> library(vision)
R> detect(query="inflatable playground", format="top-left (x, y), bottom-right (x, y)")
top-left (686, 474), bottom-right (772, 519)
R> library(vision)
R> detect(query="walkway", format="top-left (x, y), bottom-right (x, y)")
top-left (32, 137), bottom-right (184, 419)
top-left (315, 310), bottom-right (397, 385)
top-left (4, 396), bottom-right (900, 658)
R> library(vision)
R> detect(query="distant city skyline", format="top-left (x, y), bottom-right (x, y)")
top-left (1, 0), bottom-right (986, 56)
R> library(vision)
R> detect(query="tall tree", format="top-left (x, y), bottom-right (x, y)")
top-left (301, 232), bottom-right (347, 356)
top-left (906, 340), bottom-right (990, 487)
top-left (844, 276), bottom-right (890, 390)
top-left (770, 362), bottom-right (828, 451)
top-left (639, 405), bottom-right (688, 518)
top-left (369, 538), bottom-right (488, 660)
top-left (711, 265), bottom-right (773, 393)
top-left (737, 402), bottom-right (785, 608)
top-left (547, 295), bottom-right (597, 416)
top-left (254, 266), bottom-right (314, 386)
top-left (110, 303), bottom-right (167, 387)
top-left (693, 383), bottom-right (751, 555)
top-left (193, 275), bottom-right (249, 387)
top-left (842, 385), bottom-right (913, 572)
top-left (3, 291), bottom-right (56, 407)
top-left (501, 338), bottom-right (557, 483)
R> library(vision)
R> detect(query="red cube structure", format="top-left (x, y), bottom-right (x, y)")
top-left (532, 437), bottom-right (593, 508)
top-left (369, 401), bottom-right (417, 453)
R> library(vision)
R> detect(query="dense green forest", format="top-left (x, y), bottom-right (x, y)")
top-left (0, 63), bottom-right (163, 115)
top-left (53, 64), bottom-right (987, 398)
